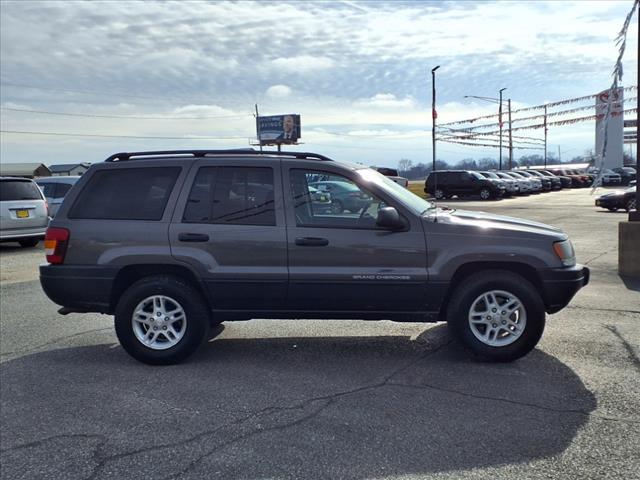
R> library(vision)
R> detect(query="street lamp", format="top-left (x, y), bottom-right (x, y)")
top-left (463, 93), bottom-right (512, 169)
top-left (431, 65), bottom-right (440, 173)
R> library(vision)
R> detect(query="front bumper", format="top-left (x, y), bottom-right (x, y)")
top-left (539, 265), bottom-right (590, 314)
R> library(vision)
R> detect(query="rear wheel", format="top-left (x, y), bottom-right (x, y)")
top-left (115, 275), bottom-right (210, 365)
top-left (447, 270), bottom-right (545, 362)
top-left (607, 207), bottom-right (619, 212)
top-left (434, 189), bottom-right (445, 200)
top-left (19, 238), bottom-right (39, 248)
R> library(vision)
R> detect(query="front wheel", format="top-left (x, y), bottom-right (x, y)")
top-left (114, 276), bottom-right (210, 365)
top-left (330, 200), bottom-right (344, 214)
top-left (447, 270), bottom-right (545, 362)
top-left (479, 188), bottom-right (492, 200)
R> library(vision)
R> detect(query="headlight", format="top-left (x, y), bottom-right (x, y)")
top-left (553, 240), bottom-right (576, 267)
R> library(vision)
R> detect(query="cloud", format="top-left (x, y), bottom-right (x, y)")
top-left (266, 85), bottom-right (292, 98)
top-left (271, 56), bottom-right (334, 72)
top-left (354, 93), bottom-right (417, 109)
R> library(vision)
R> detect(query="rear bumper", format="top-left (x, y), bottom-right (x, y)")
top-left (40, 264), bottom-right (117, 313)
top-left (539, 265), bottom-right (590, 314)
top-left (0, 226), bottom-right (47, 241)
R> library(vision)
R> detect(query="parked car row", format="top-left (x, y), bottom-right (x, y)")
top-left (423, 168), bottom-right (590, 201)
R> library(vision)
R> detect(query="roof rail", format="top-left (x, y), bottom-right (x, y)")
top-left (104, 149), bottom-right (334, 162)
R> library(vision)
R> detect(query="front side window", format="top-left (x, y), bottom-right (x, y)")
top-left (290, 169), bottom-right (386, 229)
top-left (69, 167), bottom-right (179, 220)
top-left (183, 166), bottom-right (275, 226)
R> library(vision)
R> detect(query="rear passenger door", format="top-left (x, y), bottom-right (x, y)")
top-left (169, 158), bottom-right (288, 310)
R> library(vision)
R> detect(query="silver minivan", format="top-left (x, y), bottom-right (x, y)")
top-left (36, 176), bottom-right (80, 217)
top-left (0, 177), bottom-right (49, 247)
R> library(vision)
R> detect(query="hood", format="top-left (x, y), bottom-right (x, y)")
top-left (425, 208), bottom-right (565, 239)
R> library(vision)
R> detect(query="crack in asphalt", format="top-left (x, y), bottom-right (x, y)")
top-left (604, 324), bottom-right (640, 374)
top-left (583, 248), bottom-right (617, 265)
top-left (385, 382), bottom-right (639, 425)
top-left (565, 305), bottom-right (640, 315)
top-left (0, 327), bottom-right (112, 359)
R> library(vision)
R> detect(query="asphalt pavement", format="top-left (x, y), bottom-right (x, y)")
top-left (1, 187), bottom-right (638, 480)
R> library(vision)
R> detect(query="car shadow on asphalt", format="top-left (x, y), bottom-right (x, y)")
top-left (0, 324), bottom-right (596, 480)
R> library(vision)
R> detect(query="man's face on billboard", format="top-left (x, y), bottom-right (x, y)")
top-left (283, 116), bottom-right (294, 133)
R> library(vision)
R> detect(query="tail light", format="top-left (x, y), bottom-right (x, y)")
top-left (44, 227), bottom-right (70, 264)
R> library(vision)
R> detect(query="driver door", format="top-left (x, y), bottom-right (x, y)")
top-left (283, 165), bottom-right (428, 312)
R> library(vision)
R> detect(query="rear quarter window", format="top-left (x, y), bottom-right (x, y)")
top-left (0, 180), bottom-right (43, 201)
top-left (68, 167), bottom-right (180, 220)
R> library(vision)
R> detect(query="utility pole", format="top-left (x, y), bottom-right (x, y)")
top-left (499, 88), bottom-right (506, 170)
top-left (543, 104), bottom-right (548, 167)
top-left (255, 104), bottom-right (263, 153)
top-left (431, 65), bottom-right (440, 172)
top-left (508, 98), bottom-right (513, 170)
top-left (558, 145), bottom-right (561, 163)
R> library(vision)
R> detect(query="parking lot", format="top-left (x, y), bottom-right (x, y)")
top-left (1, 187), bottom-right (638, 480)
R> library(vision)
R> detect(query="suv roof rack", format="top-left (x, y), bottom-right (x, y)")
top-left (104, 149), bottom-right (334, 162)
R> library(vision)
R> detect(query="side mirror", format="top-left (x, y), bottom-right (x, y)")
top-left (376, 207), bottom-right (405, 231)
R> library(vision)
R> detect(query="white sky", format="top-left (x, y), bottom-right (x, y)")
top-left (0, 0), bottom-right (638, 168)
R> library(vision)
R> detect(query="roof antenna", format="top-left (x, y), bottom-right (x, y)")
top-left (431, 65), bottom-right (441, 222)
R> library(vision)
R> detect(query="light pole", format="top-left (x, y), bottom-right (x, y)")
top-left (431, 65), bottom-right (440, 173)
top-left (499, 87), bottom-right (507, 170)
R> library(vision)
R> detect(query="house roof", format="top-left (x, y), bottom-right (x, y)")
top-left (48, 163), bottom-right (91, 173)
top-left (0, 163), bottom-right (51, 177)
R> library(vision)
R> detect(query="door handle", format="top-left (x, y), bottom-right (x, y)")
top-left (178, 233), bottom-right (210, 242)
top-left (295, 237), bottom-right (329, 247)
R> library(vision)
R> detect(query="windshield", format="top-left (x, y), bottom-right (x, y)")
top-left (470, 171), bottom-right (485, 179)
top-left (357, 168), bottom-right (433, 215)
top-left (483, 171), bottom-right (500, 179)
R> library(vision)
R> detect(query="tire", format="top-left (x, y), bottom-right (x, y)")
top-left (114, 275), bottom-right (210, 365)
top-left (330, 200), bottom-right (344, 214)
top-left (479, 188), bottom-right (492, 200)
top-left (18, 238), bottom-right (39, 248)
top-left (607, 207), bottom-right (618, 212)
top-left (434, 189), bottom-right (445, 200)
top-left (626, 198), bottom-right (636, 212)
top-left (446, 270), bottom-right (545, 362)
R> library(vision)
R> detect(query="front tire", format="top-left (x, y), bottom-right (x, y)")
top-left (114, 276), bottom-right (210, 365)
top-left (479, 188), bottom-right (492, 200)
top-left (447, 270), bottom-right (545, 362)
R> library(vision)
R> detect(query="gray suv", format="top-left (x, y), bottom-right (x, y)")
top-left (40, 150), bottom-right (589, 365)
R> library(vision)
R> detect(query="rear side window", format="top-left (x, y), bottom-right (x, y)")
top-left (69, 167), bottom-right (180, 220)
top-left (55, 183), bottom-right (73, 198)
top-left (37, 182), bottom-right (57, 197)
top-left (183, 166), bottom-right (275, 226)
top-left (0, 180), bottom-right (42, 201)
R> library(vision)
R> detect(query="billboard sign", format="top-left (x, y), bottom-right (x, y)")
top-left (256, 114), bottom-right (301, 145)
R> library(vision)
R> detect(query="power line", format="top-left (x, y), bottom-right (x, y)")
top-left (0, 130), bottom-right (249, 140)
top-left (0, 106), bottom-right (253, 120)
top-left (0, 79), bottom-right (254, 108)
